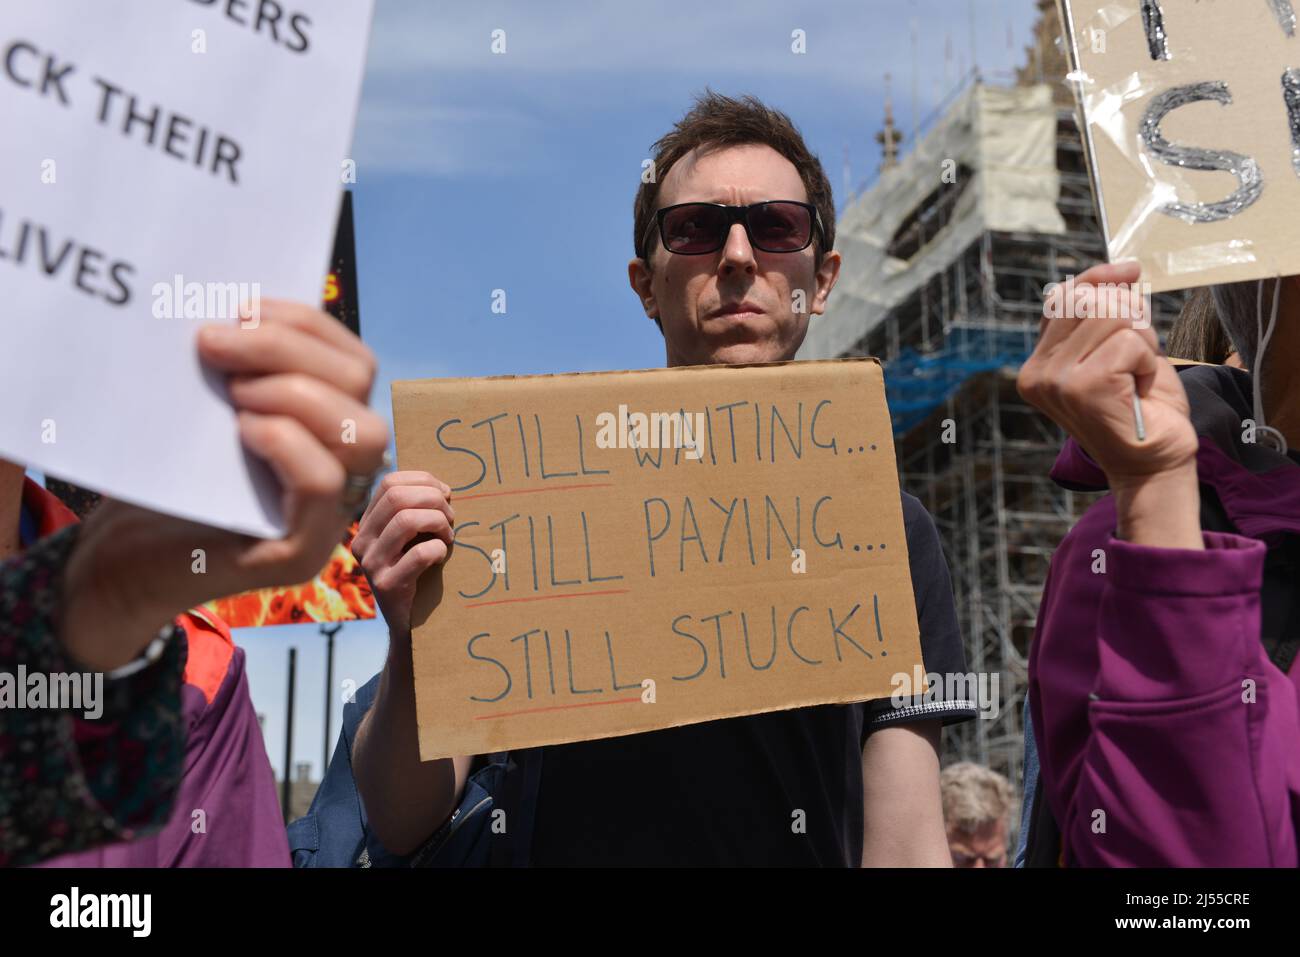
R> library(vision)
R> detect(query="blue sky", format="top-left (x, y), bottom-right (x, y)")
top-left (239, 0), bottom-right (1044, 780)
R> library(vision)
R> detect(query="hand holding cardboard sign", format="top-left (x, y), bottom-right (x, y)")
top-left (351, 471), bottom-right (456, 637)
top-left (391, 360), bottom-right (926, 759)
top-left (60, 302), bottom-right (388, 671)
top-left (350, 472), bottom-right (466, 856)
top-left (1061, 0), bottom-right (1300, 290)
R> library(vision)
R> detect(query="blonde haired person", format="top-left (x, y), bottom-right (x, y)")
top-left (940, 762), bottom-right (1014, 868)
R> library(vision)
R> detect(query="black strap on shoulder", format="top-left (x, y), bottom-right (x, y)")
top-left (1023, 765), bottom-right (1063, 867)
top-left (1199, 486), bottom-right (1300, 674)
top-left (487, 748), bottom-right (543, 867)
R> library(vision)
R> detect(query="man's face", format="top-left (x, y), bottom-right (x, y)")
top-left (946, 819), bottom-right (1008, 868)
top-left (629, 143), bottom-right (840, 367)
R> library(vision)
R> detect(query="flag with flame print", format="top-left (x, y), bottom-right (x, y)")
top-left (203, 521), bottom-right (376, 627)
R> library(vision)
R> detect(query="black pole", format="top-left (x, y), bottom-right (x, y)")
top-left (281, 646), bottom-right (297, 820)
top-left (322, 623), bottom-right (342, 772)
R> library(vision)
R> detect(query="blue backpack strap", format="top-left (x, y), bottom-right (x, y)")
top-left (290, 671), bottom-right (542, 867)
top-left (289, 673), bottom-right (387, 867)
top-left (404, 748), bottom-right (541, 868)
top-left (485, 748), bottom-right (542, 867)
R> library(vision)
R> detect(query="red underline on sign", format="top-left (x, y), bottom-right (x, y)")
top-left (474, 696), bottom-right (643, 720)
top-left (455, 482), bottom-right (616, 502)
top-left (463, 588), bottom-right (631, 609)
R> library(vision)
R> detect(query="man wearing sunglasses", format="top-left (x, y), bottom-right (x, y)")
top-left (343, 91), bottom-right (974, 867)
top-left (631, 197), bottom-right (829, 365)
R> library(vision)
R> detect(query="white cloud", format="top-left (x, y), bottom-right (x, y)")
top-left (353, 99), bottom-right (542, 177)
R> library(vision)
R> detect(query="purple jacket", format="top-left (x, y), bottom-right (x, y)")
top-left (37, 608), bottom-right (289, 868)
top-left (1030, 364), bottom-right (1300, 866)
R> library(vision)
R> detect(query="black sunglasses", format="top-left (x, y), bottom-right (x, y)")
top-left (644, 201), bottom-right (824, 258)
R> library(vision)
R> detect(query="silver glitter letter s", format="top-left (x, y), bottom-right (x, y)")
top-left (1283, 69), bottom-right (1300, 177)
top-left (1142, 1), bottom-right (1295, 60)
top-left (1140, 0), bottom-right (1170, 61)
top-left (1269, 0), bottom-right (1298, 37)
top-left (1139, 82), bottom-right (1263, 223)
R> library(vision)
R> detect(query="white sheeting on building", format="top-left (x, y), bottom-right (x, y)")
top-left (798, 83), bottom-right (1066, 360)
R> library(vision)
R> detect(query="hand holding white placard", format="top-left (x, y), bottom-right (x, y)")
top-left (0, 0), bottom-right (374, 536)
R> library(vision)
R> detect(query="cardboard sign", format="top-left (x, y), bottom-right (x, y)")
top-left (1060, 0), bottom-right (1300, 291)
top-left (393, 360), bottom-right (925, 760)
top-left (0, 0), bottom-right (373, 537)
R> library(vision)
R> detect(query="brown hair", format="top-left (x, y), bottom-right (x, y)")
top-left (633, 90), bottom-right (836, 267)
top-left (1167, 287), bottom-right (1235, 364)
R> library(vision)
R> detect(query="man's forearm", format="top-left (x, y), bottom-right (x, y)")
top-left (861, 722), bottom-right (952, 867)
top-left (353, 630), bottom-right (464, 856)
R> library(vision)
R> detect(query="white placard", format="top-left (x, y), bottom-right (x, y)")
top-left (0, 0), bottom-right (374, 536)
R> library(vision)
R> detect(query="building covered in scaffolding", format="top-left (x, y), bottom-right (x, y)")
top-left (799, 3), bottom-right (1186, 798)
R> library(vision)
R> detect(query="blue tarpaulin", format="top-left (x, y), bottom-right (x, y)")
top-left (883, 325), bottom-right (1034, 435)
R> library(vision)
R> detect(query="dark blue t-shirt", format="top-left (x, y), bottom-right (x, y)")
top-left (529, 492), bottom-right (974, 866)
